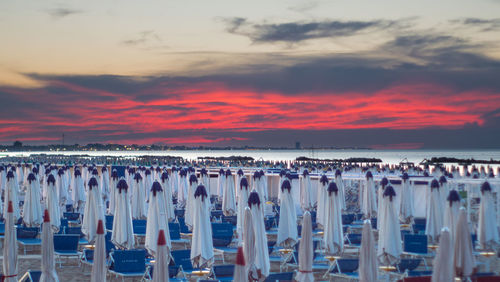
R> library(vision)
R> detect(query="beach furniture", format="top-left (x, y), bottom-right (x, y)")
top-left (16, 226), bottom-right (40, 255)
top-left (108, 249), bottom-right (147, 281)
top-left (53, 234), bottom-right (80, 267)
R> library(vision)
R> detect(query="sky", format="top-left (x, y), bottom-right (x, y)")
top-left (1, 0), bottom-right (500, 148)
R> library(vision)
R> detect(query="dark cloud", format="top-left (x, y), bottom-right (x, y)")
top-left (122, 30), bottom-right (162, 46)
top-left (223, 17), bottom-right (405, 43)
top-left (46, 8), bottom-right (82, 19)
top-left (452, 18), bottom-right (500, 31)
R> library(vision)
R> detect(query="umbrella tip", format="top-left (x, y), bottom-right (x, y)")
top-left (7, 201), bottom-right (13, 213)
top-left (44, 209), bottom-right (50, 222)
top-left (157, 229), bottom-right (166, 246)
top-left (236, 246), bottom-right (245, 266)
top-left (97, 220), bottom-right (104, 234)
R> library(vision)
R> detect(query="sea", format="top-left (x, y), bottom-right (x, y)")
top-left (2, 149), bottom-right (500, 165)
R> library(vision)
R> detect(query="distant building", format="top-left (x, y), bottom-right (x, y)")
top-left (295, 141), bottom-right (301, 149)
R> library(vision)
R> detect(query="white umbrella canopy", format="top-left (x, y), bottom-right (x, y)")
top-left (243, 206), bottom-right (257, 280)
top-left (40, 209), bottom-right (59, 282)
top-left (359, 219), bottom-right (378, 282)
top-left (443, 190), bottom-right (461, 243)
top-left (82, 177), bottom-right (106, 243)
top-left (296, 211), bottom-right (314, 282)
top-left (377, 177), bottom-right (389, 231)
top-left (109, 169), bottom-right (119, 215)
top-left (152, 229), bottom-right (170, 282)
top-left (217, 168), bottom-right (226, 200)
top-left (399, 173), bottom-right (414, 223)
top-left (324, 182), bottom-right (344, 255)
top-left (478, 182), bottom-right (499, 249)
top-left (57, 168), bottom-right (68, 215)
top-left (439, 176), bottom-right (450, 206)
top-left (191, 184), bottom-right (215, 268)
top-left (160, 171), bottom-right (175, 221)
top-left (277, 179), bottom-right (298, 248)
top-left (335, 170), bottom-right (346, 210)
top-left (426, 179), bottom-right (444, 243)
top-left (277, 170), bottom-right (287, 204)
top-left (144, 169), bottom-right (153, 201)
top-left (300, 170), bottom-right (314, 212)
top-left (431, 227), bottom-right (454, 282)
top-left (252, 171), bottom-right (263, 201)
top-left (91, 220), bottom-right (107, 282)
top-left (223, 169), bottom-right (237, 216)
top-left (237, 177), bottom-right (250, 240)
top-left (131, 172), bottom-right (147, 219)
top-left (23, 172), bottom-right (43, 227)
top-left (177, 169), bottom-right (188, 208)
top-left (185, 174), bottom-right (198, 229)
top-left (233, 246), bottom-right (246, 282)
top-left (100, 166), bottom-right (110, 207)
top-left (146, 181), bottom-right (171, 257)
top-left (72, 169), bottom-right (86, 214)
top-left (112, 179), bottom-right (135, 249)
top-left (170, 166), bottom-right (179, 199)
top-left (235, 169), bottom-right (244, 202)
top-left (248, 190), bottom-right (270, 279)
top-left (200, 168), bottom-right (210, 193)
top-left (361, 172), bottom-right (377, 219)
top-left (454, 207), bottom-right (476, 278)
top-left (46, 175), bottom-right (61, 231)
top-left (377, 185), bottom-right (402, 266)
top-left (316, 175), bottom-right (329, 228)
top-left (3, 201), bottom-right (17, 282)
top-left (258, 170), bottom-right (268, 201)
top-left (4, 171), bottom-right (20, 220)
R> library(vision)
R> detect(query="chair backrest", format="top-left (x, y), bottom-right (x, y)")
top-left (342, 214), bottom-right (355, 225)
top-left (213, 264), bottom-right (235, 278)
top-left (19, 270), bottom-right (42, 282)
top-left (177, 217), bottom-right (190, 233)
top-left (53, 234), bottom-right (79, 252)
top-left (346, 233), bottom-right (362, 245)
top-left (221, 215), bottom-right (237, 226)
top-left (105, 231), bottom-right (114, 254)
top-left (16, 226), bottom-right (39, 239)
top-left (171, 249), bottom-right (193, 272)
top-left (59, 219), bottom-right (68, 234)
top-left (63, 212), bottom-right (80, 221)
top-left (0, 223), bottom-right (5, 235)
top-left (264, 272), bottom-right (294, 282)
top-left (132, 219), bottom-right (147, 235)
top-left (403, 234), bottom-right (428, 254)
top-left (111, 249), bottom-right (146, 273)
top-left (414, 218), bottom-right (426, 226)
top-left (413, 224), bottom-right (426, 234)
top-left (174, 209), bottom-right (185, 218)
top-left (332, 259), bottom-right (359, 274)
top-left (402, 277), bottom-right (431, 282)
top-left (105, 215), bottom-right (114, 230)
top-left (397, 258), bottom-right (422, 272)
top-left (212, 222), bottom-right (233, 247)
top-left (169, 222), bottom-right (181, 240)
top-left (65, 226), bottom-right (84, 238)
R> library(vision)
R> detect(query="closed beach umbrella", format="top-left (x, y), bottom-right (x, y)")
top-left (160, 172), bottom-right (175, 221)
top-left (278, 170), bottom-right (286, 204)
top-left (72, 169), bottom-right (86, 213)
top-left (439, 176), bottom-right (450, 206)
top-left (359, 219), bottom-right (377, 282)
top-left (223, 169), bottom-right (237, 216)
top-left (233, 246), bottom-right (246, 282)
top-left (23, 172), bottom-right (43, 227)
top-left (112, 179), bottom-right (134, 249)
top-left (109, 169), bottom-right (119, 215)
top-left (454, 207), bottom-right (476, 278)
top-left (217, 168), bottom-right (226, 200)
top-left (443, 190), bottom-right (461, 243)
top-left (277, 179), bottom-right (298, 248)
top-left (152, 229), bottom-right (169, 282)
top-left (426, 179), bottom-right (443, 243)
top-left (324, 182), bottom-right (344, 255)
top-left (3, 201), bottom-right (17, 282)
top-left (377, 185), bottom-right (402, 266)
top-left (335, 169), bottom-right (346, 210)
top-left (478, 181), bottom-right (499, 249)
top-left (46, 174), bottom-right (61, 230)
top-left (144, 169), bottom-right (153, 200)
top-left (316, 175), bottom-right (329, 228)
top-left (296, 211), bottom-right (314, 282)
top-left (400, 173), bottom-right (414, 223)
top-left (252, 171), bottom-right (263, 200)
top-left (243, 207), bottom-right (257, 280)
top-left (170, 167), bottom-right (179, 199)
top-left (259, 170), bottom-right (268, 201)
top-left (4, 171), bottom-right (20, 220)
top-left (248, 190), bottom-right (270, 278)
top-left (300, 170), bottom-right (314, 211)
top-left (101, 166), bottom-right (110, 207)
top-left (131, 172), bottom-right (147, 219)
top-left (146, 181), bottom-right (171, 256)
top-left (237, 178), bottom-right (250, 240)
top-left (177, 168), bottom-right (188, 208)
top-left (431, 227), bottom-right (453, 282)
top-left (361, 171), bottom-right (377, 219)
top-left (191, 184), bottom-right (214, 268)
top-left (82, 177), bottom-right (105, 243)
top-left (185, 174), bottom-right (198, 229)
top-left (200, 168), bottom-right (210, 193)
top-left (57, 168), bottom-right (68, 215)
top-left (40, 209), bottom-right (59, 282)
top-left (235, 169), bottom-right (244, 202)
top-left (90, 220), bottom-right (106, 282)
top-left (377, 177), bottom-right (389, 231)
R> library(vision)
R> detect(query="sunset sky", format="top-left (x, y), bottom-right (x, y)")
top-left (1, 0), bottom-right (500, 148)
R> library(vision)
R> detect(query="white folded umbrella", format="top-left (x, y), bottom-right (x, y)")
top-left (236, 177), bottom-right (250, 240)
top-left (359, 219), bottom-right (377, 282)
top-left (217, 168), bottom-right (226, 199)
top-left (144, 169), bottom-right (153, 200)
top-left (316, 175), bottom-right (329, 228)
top-left (72, 169), bottom-right (86, 213)
top-left (177, 169), bottom-right (188, 208)
top-left (109, 170), bottom-right (119, 215)
top-left (233, 246), bottom-right (246, 282)
top-left (190, 184), bottom-right (215, 268)
top-left (46, 175), bottom-right (61, 231)
top-left (324, 182), bottom-right (344, 255)
top-left (23, 172), bottom-right (43, 227)
top-left (131, 173), bottom-right (147, 219)
top-left (443, 190), bottom-right (460, 243)
top-left (431, 227), bottom-right (453, 282)
top-left (82, 177), bottom-right (106, 243)
top-left (160, 172), bottom-right (175, 221)
top-left (277, 179), bottom-right (298, 248)
top-left (426, 179), bottom-right (444, 243)
top-left (152, 229), bottom-right (170, 282)
top-left (185, 174), bottom-right (198, 229)
top-left (4, 171), bottom-right (20, 220)
top-left (454, 207), bottom-right (476, 278)
top-left (235, 169), bottom-right (244, 202)
top-left (299, 170), bottom-right (314, 211)
top-left (399, 173), bottom-right (414, 223)
top-left (112, 179), bottom-right (135, 249)
top-left (362, 172), bottom-right (377, 219)
top-left (40, 209), bottom-right (59, 282)
top-left (439, 176), bottom-right (451, 207)
top-left (223, 169), bottom-right (237, 216)
top-left (100, 167), bottom-right (110, 206)
top-left (377, 177), bottom-right (389, 231)
top-left (243, 207), bottom-right (257, 280)
top-left (296, 211), bottom-right (314, 282)
top-left (57, 169), bottom-right (68, 215)
top-left (478, 181), bottom-right (499, 249)
top-left (146, 181), bottom-right (171, 256)
top-left (248, 190), bottom-right (270, 278)
top-left (3, 201), bottom-right (17, 282)
top-left (377, 185), bottom-right (402, 266)
top-left (335, 170), bottom-right (346, 211)
top-left (91, 220), bottom-right (106, 282)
